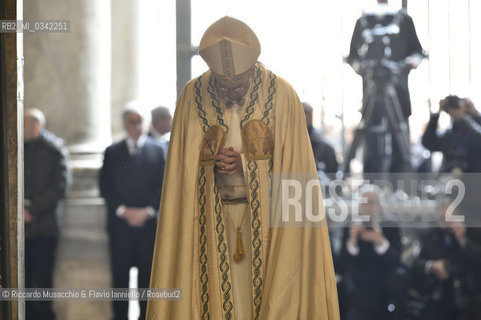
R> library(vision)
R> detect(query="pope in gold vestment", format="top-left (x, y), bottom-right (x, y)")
top-left (147, 17), bottom-right (339, 320)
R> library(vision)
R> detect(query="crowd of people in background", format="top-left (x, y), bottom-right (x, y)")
top-left (23, 105), bottom-right (172, 320)
top-left (300, 96), bottom-right (481, 320)
top-left (332, 188), bottom-right (481, 320)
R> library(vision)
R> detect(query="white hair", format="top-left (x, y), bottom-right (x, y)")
top-left (122, 100), bottom-right (151, 132)
top-left (25, 108), bottom-right (46, 129)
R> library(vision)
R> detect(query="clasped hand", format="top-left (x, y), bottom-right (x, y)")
top-left (215, 147), bottom-right (243, 175)
top-left (122, 208), bottom-right (151, 227)
top-left (349, 224), bottom-right (385, 246)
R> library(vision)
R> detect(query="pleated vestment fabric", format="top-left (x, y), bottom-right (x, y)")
top-left (146, 63), bottom-right (340, 320)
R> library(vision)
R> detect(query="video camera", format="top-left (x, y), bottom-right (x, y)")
top-left (353, 10), bottom-right (411, 86)
top-left (360, 59), bottom-right (408, 86)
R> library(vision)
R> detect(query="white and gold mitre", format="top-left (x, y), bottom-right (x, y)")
top-left (199, 16), bottom-right (261, 77)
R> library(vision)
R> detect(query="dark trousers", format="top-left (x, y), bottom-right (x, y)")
top-left (25, 236), bottom-right (58, 320)
top-left (108, 219), bottom-right (156, 320)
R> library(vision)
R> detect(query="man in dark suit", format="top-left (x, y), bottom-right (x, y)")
top-left (337, 187), bottom-right (402, 320)
top-left (100, 102), bottom-right (165, 320)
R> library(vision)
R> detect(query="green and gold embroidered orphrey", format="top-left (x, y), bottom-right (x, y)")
top-left (195, 65), bottom-right (278, 319)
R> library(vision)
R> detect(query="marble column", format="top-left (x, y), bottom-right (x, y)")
top-left (110, 0), bottom-right (139, 141)
top-left (3, 0), bottom-right (21, 318)
top-left (111, 0), bottom-right (177, 140)
top-left (23, 0), bottom-right (111, 154)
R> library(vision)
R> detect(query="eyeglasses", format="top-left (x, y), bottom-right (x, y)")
top-left (125, 119), bottom-right (143, 126)
top-left (214, 72), bottom-right (252, 96)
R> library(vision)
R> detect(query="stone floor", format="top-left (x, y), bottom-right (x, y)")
top-left (50, 196), bottom-right (140, 320)
top-left (53, 230), bottom-right (112, 320)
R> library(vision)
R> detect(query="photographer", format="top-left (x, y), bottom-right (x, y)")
top-left (347, 0), bottom-right (424, 172)
top-left (422, 95), bottom-right (481, 173)
top-left (461, 98), bottom-right (481, 125)
top-left (411, 203), bottom-right (481, 320)
top-left (337, 187), bottom-right (403, 320)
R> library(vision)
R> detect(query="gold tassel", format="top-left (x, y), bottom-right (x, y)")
top-left (233, 226), bottom-right (245, 262)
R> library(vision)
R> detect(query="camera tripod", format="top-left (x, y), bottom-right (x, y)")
top-left (344, 63), bottom-right (412, 173)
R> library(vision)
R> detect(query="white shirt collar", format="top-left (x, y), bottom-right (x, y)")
top-left (150, 127), bottom-right (163, 140)
top-left (126, 134), bottom-right (147, 155)
top-left (150, 128), bottom-right (171, 143)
